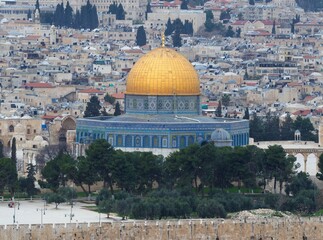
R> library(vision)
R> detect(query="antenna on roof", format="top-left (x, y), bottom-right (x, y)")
top-left (161, 27), bottom-right (165, 47)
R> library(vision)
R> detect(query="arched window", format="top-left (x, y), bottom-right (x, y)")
top-left (172, 136), bottom-right (177, 148)
top-left (143, 136), bottom-right (150, 148)
top-left (116, 135), bottom-right (123, 147)
top-left (9, 125), bottom-right (14, 132)
top-left (180, 136), bottom-right (186, 148)
top-left (135, 136), bottom-right (141, 147)
top-left (125, 135), bottom-right (132, 147)
top-left (152, 136), bottom-right (159, 148)
top-left (108, 135), bottom-right (114, 145)
top-left (188, 136), bottom-right (194, 145)
top-left (162, 137), bottom-right (168, 148)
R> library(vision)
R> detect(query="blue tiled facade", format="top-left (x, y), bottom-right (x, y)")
top-left (76, 117), bottom-right (249, 149)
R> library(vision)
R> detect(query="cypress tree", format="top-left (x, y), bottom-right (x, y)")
top-left (173, 18), bottom-right (184, 33)
top-left (280, 113), bottom-right (294, 140)
top-left (145, 2), bottom-right (152, 20)
top-left (272, 20), bottom-right (276, 34)
top-left (53, 3), bottom-right (64, 27)
top-left (181, 0), bottom-right (188, 9)
top-left (64, 1), bottom-right (73, 28)
top-left (172, 29), bottom-right (182, 47)
top-left (59, 3), bottom-right (65, 27)
top-left (80, 5), bottom-right (88, 29)
top-left (187, 22), bottom-right (193, 35)
top-left (108, 2), bottom-right (118, 14)
top-left (204, 18), bottom-right (214, 32)
top-left (216, 101), bottom-right (222, 117)
top-left (74, 9), bottom-right (81, 29)
top-left (116, 3), bottom-right (125, 20)
top-left (86, 0), bottom-right (93, 29)
top-left (0, 141), bottom-right (4, 158)
top-left (225, 26), bottom-right (235, 37)
top-left (136, 26), bottom-right (147, 46)
top-left (11, 137), bottom-right (17, 164)
top-left (243, 107), bottom-right (250, 119)
top-left (27, 9), bottom-right (32, 20)
top-left (91, 5), bottom-right (99, 29)
top-left (114, 102), bottom-right (121, 116)
top-left (35, 0), bottom-right (40, 11)
top-left (236, 27), bottom-right (241, 38)
top-left (291, 23), bottom-right (295, 34)
top-left (165, 18), bottom-right (174, 36)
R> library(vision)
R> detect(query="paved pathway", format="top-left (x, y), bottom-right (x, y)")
top-left (0, 200), bottom-right (119, 225)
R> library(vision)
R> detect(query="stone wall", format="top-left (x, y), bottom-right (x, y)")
top-left (1, 218), bottom-right (323, 240)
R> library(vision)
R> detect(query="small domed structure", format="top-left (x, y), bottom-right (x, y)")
top-left (33, 136), bottom-right (43, 142)
top-left (294, 130), bottom-right (301, 141)
top-left (40, 140), bottom-right (49, 147)
top-left (211, 128), bottom-right (232, 147)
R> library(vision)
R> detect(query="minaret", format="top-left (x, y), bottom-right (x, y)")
top-left (319, 117), bottom-right (323, 146)
top-left (34, 8), bottom-right (40, 23)
top-left (50, 25), bottom-right (57, 45)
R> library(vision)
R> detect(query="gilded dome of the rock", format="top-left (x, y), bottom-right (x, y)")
top-left (126, 47), bottom-right (200, 96)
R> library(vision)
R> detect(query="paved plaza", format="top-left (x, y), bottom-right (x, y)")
top-left (0, 200), bottom-right (118, 225)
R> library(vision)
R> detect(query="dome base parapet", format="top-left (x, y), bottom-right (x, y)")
top-left (125, 94), bottom-right (200, 115)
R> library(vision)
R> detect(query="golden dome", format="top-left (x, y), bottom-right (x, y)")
top-left (126, 47), bottom-right (200, 96)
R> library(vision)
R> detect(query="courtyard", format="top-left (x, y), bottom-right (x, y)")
top-left (0, 199), bottom-right (117, 225)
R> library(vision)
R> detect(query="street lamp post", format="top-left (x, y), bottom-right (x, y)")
top-left (65, 202), bottom-right (74, 223)
top-left (11, 201), bottom-right (20, 224)
top-left (37, 204), bottom-right (47, 227)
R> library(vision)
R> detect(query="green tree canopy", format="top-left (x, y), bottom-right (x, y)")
top-left (20, 163), bottom-right (39, 197)
top-left (104, 93), bottom-right (115, 104)
top-left (85, 139), bottom-right (116, 192)
top-left (293, 116), bottom-right (317, 142)
top-left (40, 153), bottom-right (75, 192)
top-left (225, 26), bottom-right (235, 37)
top-left (84, 95), bottom-right (101, 117)
top-left (0, 158), bottom-right (17, 196)
top-left (280, 113), bottom-right (294, 140)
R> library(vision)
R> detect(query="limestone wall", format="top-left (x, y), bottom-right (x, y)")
top-left (1, 218), bottom-right (323, 240)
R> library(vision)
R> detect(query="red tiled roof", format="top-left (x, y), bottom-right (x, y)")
top-left (79, 88), bottom-right (104, 94)
top-left (303, 96), bottom-right (315, 102)
top-left (111, 92), bottom-right (125, 99)
top-left (261, 20), bottom-right (274, 25)
top-left (123, 49), bottom-right (144, 54)
top-left (23, 83), bottom-right (54, 88)
top-left (245, 82), bottom-right (257, 86)
top-left (304, 55), bottom-right (317, 59)
top-left (42, 115), bottom-right (58, 120)
top-left (25, 35), bottom-right (41, 41)
top-left (201, 102), bottom-right (218, 107)
top-left (287, 82), bottom-right (302, 87)
top-left (292, 109), bottom-right (311, 116)
top-left (232, 20), bottom-right (248, 25)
